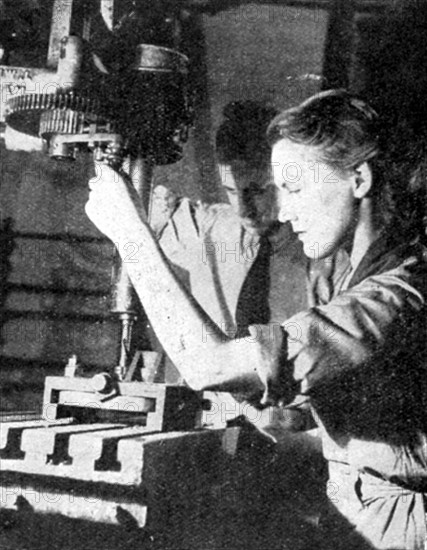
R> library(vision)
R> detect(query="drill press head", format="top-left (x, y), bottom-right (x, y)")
top-left (1, 32), bottom-right (191, 164)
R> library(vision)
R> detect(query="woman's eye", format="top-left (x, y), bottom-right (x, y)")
top-left (282, 184), bottom-right (301, 194)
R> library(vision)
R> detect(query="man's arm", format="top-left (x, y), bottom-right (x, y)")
top-left (85, 164), bottom-right (281, 395)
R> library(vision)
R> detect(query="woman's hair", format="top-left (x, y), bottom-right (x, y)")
top-left (216, 101), bottom-right (278, 169)
top-left (267, 89), bottom-right (379, 171)
top-left (396, 134), bottom-right (427, 240)
top-left (267, 89), bottom-right (426, 239)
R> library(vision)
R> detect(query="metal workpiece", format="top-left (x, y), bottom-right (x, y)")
top-left (0, 373), bottom-right (211, 494)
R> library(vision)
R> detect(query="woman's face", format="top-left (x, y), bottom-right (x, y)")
top-left (271, 139), bottom-right (358, 260)
top-left (218, 160), bottom-right (276, 235)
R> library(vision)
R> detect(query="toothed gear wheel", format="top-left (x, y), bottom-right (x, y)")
top-left (5, 92), bottom-right (111, 137)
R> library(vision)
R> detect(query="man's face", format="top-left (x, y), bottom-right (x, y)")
top-left (218, 161), bottom-right (276, 235)
top-left (271, 139), bottom-right (357, 260)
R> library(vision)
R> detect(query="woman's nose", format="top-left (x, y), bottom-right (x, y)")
top-left (278, 208), bottom-right (297, 223)
top-left (278, 193), bottom-right (298, 223)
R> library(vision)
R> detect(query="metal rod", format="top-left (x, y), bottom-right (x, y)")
top-left (111, 155), bottom-right (154, 380)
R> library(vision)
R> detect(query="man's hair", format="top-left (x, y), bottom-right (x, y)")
top-left (216, 101), bottom-right (278, 169)
top-left (267, 89), bottom-right (426, 239)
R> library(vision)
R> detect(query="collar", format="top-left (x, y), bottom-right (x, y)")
top-left (348, 232), bottom-right (422, 289)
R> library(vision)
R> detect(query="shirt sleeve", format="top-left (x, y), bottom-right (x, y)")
top-left (156, 198), bottom-right (202, 273)
top-left (267, 255), bottom-right (426, 401)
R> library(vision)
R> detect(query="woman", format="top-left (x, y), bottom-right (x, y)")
top-left (86, 90), bottom-right (427, 549)
top-left (267, 90), bottom-right (427, 549)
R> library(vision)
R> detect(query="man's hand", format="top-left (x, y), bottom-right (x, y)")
top-left (150, 185), bottom-right (179, 235)
top-left (85, 163), bottom-right (147, 242)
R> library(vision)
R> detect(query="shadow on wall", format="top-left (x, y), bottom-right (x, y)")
top-left (352, 2), bottom-right (427, 144)
top-left (351, 2), bottom-right (427, 238)
top-left (0, 216), bottom-right (14, 345)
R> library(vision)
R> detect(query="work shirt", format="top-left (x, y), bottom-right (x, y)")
top-left (156, 197), bottom-right (308, 337)
top-left (269, 234), bottom-right (427, 549)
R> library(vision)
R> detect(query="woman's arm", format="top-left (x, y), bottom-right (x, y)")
top-left (85, 164), bottom-right (282, 395)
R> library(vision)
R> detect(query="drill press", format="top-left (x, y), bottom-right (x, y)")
top-left (1, 1), bottom-right (192, 384)
top-left (0, 0), bottom-right (213, 432)
top-left (0, 1), bottom-right (222, 533)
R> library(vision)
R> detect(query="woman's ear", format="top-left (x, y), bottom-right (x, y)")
top-left (352, 162), bottom-right (372, 199)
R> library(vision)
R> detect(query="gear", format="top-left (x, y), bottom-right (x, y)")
top-left (2, 43), bottom-right (193, 164)
top-left (5, 92), bottom-right (111, 138)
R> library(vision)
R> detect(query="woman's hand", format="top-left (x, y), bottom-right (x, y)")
top-left (85, 162), bottom-right (147, 242)
top-left (248, 323), bottom-right (292, 406)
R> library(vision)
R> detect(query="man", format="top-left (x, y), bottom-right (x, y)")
top-left (86, 89), bottom-right (427, 548)
top-left (149, 102), bottom-right (310, 429)
top-left (151, 101), bottom-right (307, 341)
